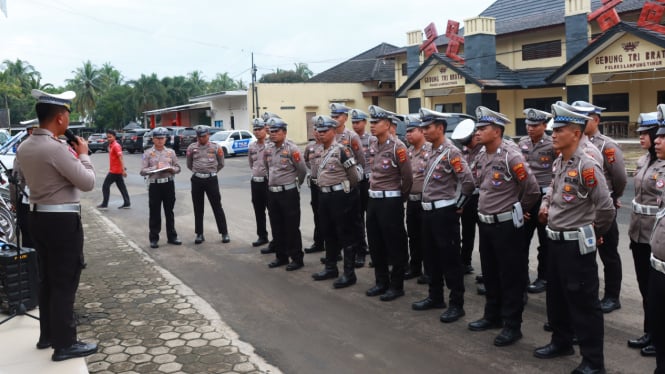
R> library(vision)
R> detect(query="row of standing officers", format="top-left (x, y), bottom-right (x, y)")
top-left (245, 100), bottom-right (665, 374)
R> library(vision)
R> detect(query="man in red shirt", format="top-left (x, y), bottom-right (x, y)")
top-left (97, 129), bottom-right (130, 209)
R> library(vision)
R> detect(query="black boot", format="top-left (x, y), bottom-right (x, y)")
top-left (334, 247), bottom-right (357, 289)
top-left (312, 264), bottom-right (339, 280)
top-left (354, 247), bottom-right (366, 268)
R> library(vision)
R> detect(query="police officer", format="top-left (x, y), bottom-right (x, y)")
top-left (17, 89), bottom-right (97, 361)
top-left (304, 118), bottom-right (325, 254)
top-left (351, 108), bottom-right (372, 267)
top-left (572, 100), bottom-right (627, 314)
top-left (311, 115), bottom-right (361, 287)
top-left (468, 106), bottom-right (540, 347)
top-left (264, 117), bottom-right (307, 271)
top-left (248, 118), bottom-right (272, 249)
top-left (330, 103), bottom-right (366, 267)
top-left (519, 108), bottom-right (555, 294)
top-left (403, 114), bottom-right (430, 281)
top-left (627, 110), bottom-right (665, 357)
top-left (186, 125), bottom-right (230, 244)
top-left (451, 119), bottom-right (482, 276)
top-left (412, 108), bottom-right (475, 324)
top-left (534, 102), bottom-right (615, 374)
top-left (648, 119), bottom-right (665, 374)
top-left (365, 105), bottom-right (413, 301)
top-left (140, 127), bottom-right (182, 249)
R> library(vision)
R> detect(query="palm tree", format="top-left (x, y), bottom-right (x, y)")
top-left (66, 60), bottom-right (101, 123)
top-left (129, 73), bottom-right (165, 114)
top-left (294, 63), bottom-right (313, 81)
top-left (187, 70), bottom-right (207, 97)
top-left (235, 78), bottom-right (247, 90)
top-left (209, 72), bottom-right (237, 92)
top-left (98, 62), bottom-right (123, 91)
top-left (2, 59), bottom-right (41, 90)
top-left (162, 75), bottom-right (190, 106)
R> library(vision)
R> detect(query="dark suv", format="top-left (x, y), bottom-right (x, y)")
top-left (171, 127), bottom-right (198, 155)
top-left (88, 133), bottom-right (108, 153)
top-left (122, 129), bottom-right (150, 154)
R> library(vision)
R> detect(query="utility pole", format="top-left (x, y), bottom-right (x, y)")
top-left (251, 53), bottom-right (259, 118)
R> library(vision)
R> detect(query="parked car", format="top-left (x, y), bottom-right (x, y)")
top-left (209, 130), bottom-right (256, 157)
top-left (142, 127), bottom-right (175, 150)
top-left (88, 133), bottom-right (108, 153)
top-left (122, 129), bottom-right (150, 154)
top-left (171, 127), bottom-right (198, 156)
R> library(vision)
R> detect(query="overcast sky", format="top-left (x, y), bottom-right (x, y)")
top-left (1, 0), bottom-right (494, 88)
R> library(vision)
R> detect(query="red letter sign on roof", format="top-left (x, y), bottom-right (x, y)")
top-left (445, 20), bottom-right (465, 63)
top-left (588, 0), bottom-right (622, 33)
top-left (638, 1), bottom-right (665, 34)
top-left (420, 23), bottom-right (439, 59)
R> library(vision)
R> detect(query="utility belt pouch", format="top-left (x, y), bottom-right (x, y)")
top-left (577, 224), bottom-right (596, 255)
top-left (342, 180), bottom-right (350, 193)
top-left (512, 202), bottom-right (524, 228)
top-left (306, 175), bottom-right (311, 188)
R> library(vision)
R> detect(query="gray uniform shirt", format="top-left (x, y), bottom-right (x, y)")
top-left (368, 134), bottom-right (413, 195)
top-left (408, 142), bottom-right (431, 195)
top-left (186, 141), bottom-right (224, 173)
top-left (337, 128), bottom-right (366, 169)
top-left (541, 147), bottom-right (615, 234)
top-left (304, 140), bottom-right (324, 179)
top-left (476, 143), bottom-right (540, 215)
top-left (581, 135), bottom-right (604, 168)
top-left (421, 138), bottom-right (475, 202)
top-left (630, 153), bottom-right (665, 243)
top-left (462, 143), bottom-right (483, 189)
top-left (16, 128), bottom-right (95, 204)
top-left (316, 140), bottom-right (360, 188)
top-left (357, 132), bottom-right (372, 174)
top-left (650, 204), bottom-right (665, 261)
top-left (589, 130), bottom-right (628, 200)
top-left (248, 140), bottom-right (269, 178)
top-left (140, 147), bottom-right (181, 180)
top-left (518, 134), bottom-right (555, 188)
top-left (264, 140), bottom-right (307, 187)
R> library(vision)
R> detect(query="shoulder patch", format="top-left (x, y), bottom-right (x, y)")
top-left (396, 147), bottom-right (407, 163)
top-left (604, 148), bottom-right (616, 164)
top-left (512, 162), bottom-right (528, 181)
top-left (450, 156), bottom-right (464, 173)
top-left (352, 139), bottom-right (360, 151)
top-left (582, 167), bottom-right (597, 188)
top-left (292, 150), bottom-right (301, 163)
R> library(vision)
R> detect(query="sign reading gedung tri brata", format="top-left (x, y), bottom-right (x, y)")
top-left (590, 34), bottom-right (665, 74)
top-left (421, 64), bottom-right (464, 89)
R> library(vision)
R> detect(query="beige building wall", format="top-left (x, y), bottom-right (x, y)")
top-left (252, 83), bottom-right (395, 144)
top-left (496, 26), bottom-right (567, 69)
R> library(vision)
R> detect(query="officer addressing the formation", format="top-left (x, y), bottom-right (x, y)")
top-left (519, 108), bottom-right (555, 294)
top-left (264, 116), bottom-right (307, 271)
top-left (573, 100), bottom-right (627, 314)
top-left (16, 89), bottom-right (98, 361)
top-left (310, 115), bottom-right (361, 288)
top-left (96, 129), bottom-right (131, 210)
top-left (186, 125), bottom-right (230, 245)
top-left (468, 106), bottom-right (540, 347)
top-left (403, 114), bottom-right (430, 282)
top-left (412, 108), bottom-right (475, 324)
top-left (534, 102), bottom-right (615, 374)
top-left (248, 117), bottom-right (272, 249)
top-left (140, 126), bottom-right (182, 249)
top-left (364, 105), bottom-right (412, 301)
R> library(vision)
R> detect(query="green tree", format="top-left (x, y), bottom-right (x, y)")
top-left (259, 63), bottom-right (313, 83)
top-left (235, 78), bottom-right (247, 90)
top-left (208, 72), bottom-right (237, 92)
top-left (294, 63), bottom-right (313, 81)
top-left (66, 60), bottom-right (101, 123)
top-left (186, 70), bottom-right (207, 97)
top-left (161, 75), bottom-right (191, 107)
top-left (98, 62), bottom-right (123, 91)
top-left (129, 73), bottom-right (165, 115)
top-left (95, 84), bottom-right (134, 129)
top-left (0, 59), bottom-right (48, 124)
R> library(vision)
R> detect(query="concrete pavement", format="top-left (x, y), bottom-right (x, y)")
top-left (0, 205), bottom-right (280, 374)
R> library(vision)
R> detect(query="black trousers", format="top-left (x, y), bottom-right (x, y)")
top-left (524, 194), bottom-right (548, 280)
top-left (546, 239), bottom-right (604, 369)
top-left (355, 179), bottom-right (369, 251)
top-left (406, 199), bottom-right (424, 274)
top-left (422, 206), bottom-right (464, 306)
top-left (598, 218), bottom-right (621, 299)
top-left (478, 220), bottom-right (528, 328)
top-left (460, 194), bottom-right (478, 267)
top-left (148, 181), bottom-right (177, 242)
top-left (30, 211), bottom-right (84, 350)
top-left (267, 188), bottom-right (303, 262)
top-left (366, 197), bottom-right (407, 290)
top-left (17, 202), bottom-right (34, 248)
top-left (250, 179), bottom-right (269, 240)
top-left (631, 241), bottom-right (652, 332)
top-left (319, 189), bottom-right (358, 264)
top-left (648, 267), bottom-right (665, 373)
top-left (101, 172), bottom-right (130, 206)
top-left (191, 175), bottom-right (228, 235)
top-left (309, 183), bottom-right (323, 247)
